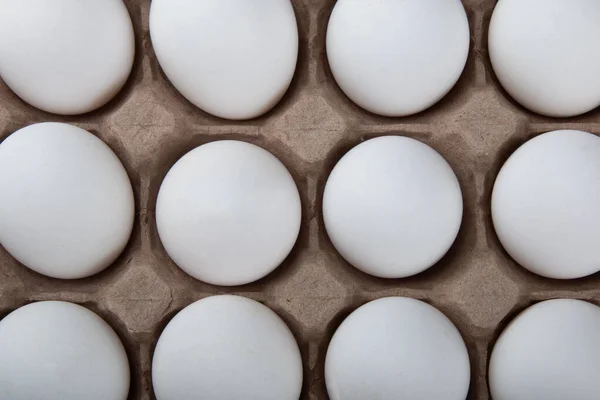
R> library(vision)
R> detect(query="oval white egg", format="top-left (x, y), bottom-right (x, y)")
top-left (323, 136), bottom-right (462, 278)
top-left (325, 297), bottom-right (470, 400)
top-left (150, 0), bottom-right (298, 120)
top-left (152, 295), bottom-right (303, 400)
top-left (0, 301), bottom-right (130, 400)
top-left (492, 130), bottom-right (600, 279)
top-left (489, 299), bottom-right (600, 400)
top-left (326, 0), bottom-right (470, 117)
top-left (156, 140), bottom-right (301, 286)
top-left (489, 0), bottom-right (600, 117)
top-left (0, 0), bottom-right (134, 115)
top-left (0, 122), bottom-right (135, 279)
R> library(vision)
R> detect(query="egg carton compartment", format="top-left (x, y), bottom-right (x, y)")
top-left (1, 0), bottom-right (600, 399)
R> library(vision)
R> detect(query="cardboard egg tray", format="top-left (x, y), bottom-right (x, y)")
top-left (2, 0), bottom-right (600, 398)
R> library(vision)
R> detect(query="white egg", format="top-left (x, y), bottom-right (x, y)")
top-left (149, 0), bottom-right (298, 120)
top-left (492, 130), bottom-right (600, 279)
top-left (489, 0), bottom-right (600, 117)
top-left (0, 0), bottom-right (134, 115)
top-left (325, 297), bottom-right (470, 400)
top-left (156, 140), bottom-right (301, 286)
top-left (323, 136), bottom-right (462, 278)
top-left (152, 295), bottom-right (303, 400)
top-left (0, 123), bottom-right (135, 279)
top-left (0, 301), bottom-right (130, 400)
top-left (489, 299), bottom-right (600, 400)
top-left (326, 0), bottom-right (470, 117)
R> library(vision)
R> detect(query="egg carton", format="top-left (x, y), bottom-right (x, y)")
top-left (1, 0), bottom-right (600, 399)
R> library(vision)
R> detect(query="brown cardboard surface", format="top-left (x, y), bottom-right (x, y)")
top-left (2, 0), bottom-right (600, 399)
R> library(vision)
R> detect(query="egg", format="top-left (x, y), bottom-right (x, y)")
top-left (152, 295), bottom-right (303, 400)
top-left (489, 0), bottom-right (600, 117)
top-left (0, 123), bottom-right (134, 279)
top-left (0, 0), bottom-right (134, 115)
top-left (156, 140), bottom-right (301, 286)
top-left (489, 299), bottom-right (600, 400)
top-left (149, 0), bottom-right (298, 120)
top-left (323, 136), bottom-right (462, 278)
top-left (326, 0), bottom-right (470, 117)
top-left (492, 130), bottom-right (600, 279)
top-left (0, 301), bottom-right (130, 400)
top-left (325, 297), bottom-right (470, 400)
